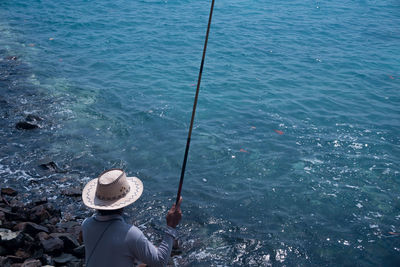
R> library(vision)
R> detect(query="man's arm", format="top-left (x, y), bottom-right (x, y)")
top-left (127, 198), bottom-right (182, 267)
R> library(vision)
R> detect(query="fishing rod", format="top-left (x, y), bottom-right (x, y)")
top-left (176, 0), bottom-right (216, 206)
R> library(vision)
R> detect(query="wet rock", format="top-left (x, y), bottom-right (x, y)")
top-left (13, 222), bottom-right (49, 235)
top-left (25, 114), bottom-right (43, 122)
top-left (6, 56), bottom-right (18, 61)
top-left (1, 188), bottom-right (18, 196)
top-left (15, 121), bottom-right (39, 130)
top-left (61, 188), bottom-right (81, 197)
top-left (21, 259), bottom-right (41, 267)
top-left (53, 253), bottom-right (77, 265)
top-left (49, 233), bottom-right (79, 250)
top-left (39, 161), bottom-right (58, 171)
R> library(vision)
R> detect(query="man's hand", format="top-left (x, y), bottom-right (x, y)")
top-left (166, 197), bottom-right (182, 228)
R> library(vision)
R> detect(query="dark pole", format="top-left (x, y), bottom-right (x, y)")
top-left (176, 0), bottom-right (216, 205)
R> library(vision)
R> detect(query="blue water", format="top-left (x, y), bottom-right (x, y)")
top-left (1, 0), bottom-right (399, 265)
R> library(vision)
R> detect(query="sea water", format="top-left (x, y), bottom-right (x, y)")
top-left (1, 0), bottom-right (399, 265)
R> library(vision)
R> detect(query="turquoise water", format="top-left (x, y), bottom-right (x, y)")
top-left (1, 0), bottom-right (400, 265)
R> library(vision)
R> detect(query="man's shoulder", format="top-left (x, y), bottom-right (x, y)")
top-left (126, 224), bottom-right (145, 240)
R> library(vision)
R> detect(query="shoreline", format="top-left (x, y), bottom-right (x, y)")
top-left (0, 187), bottom-right (85, 266)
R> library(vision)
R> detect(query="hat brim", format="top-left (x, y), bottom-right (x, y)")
top-left (82, 176), bottom-right (143, 210)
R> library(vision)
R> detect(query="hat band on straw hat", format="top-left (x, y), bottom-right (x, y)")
top-left (96, 186), bottom-right (130, 201)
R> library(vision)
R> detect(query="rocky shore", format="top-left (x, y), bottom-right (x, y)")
top-left (0, 187), bottom-right (84, 267)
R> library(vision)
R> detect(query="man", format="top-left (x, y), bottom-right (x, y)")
top-left (81, 169), bottom-right (182, 267)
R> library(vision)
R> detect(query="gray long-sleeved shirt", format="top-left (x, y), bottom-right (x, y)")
top-left (82, 214), bottom-right (177, 267)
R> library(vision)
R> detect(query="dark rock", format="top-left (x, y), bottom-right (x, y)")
top-left (0, 229), bottom-right (24, 248)
top-left (0, 207), bottom-right (26, 221)
top-left (0, 256), bottom-right (11, 267)
top-left (25, 114), bottom-right (43, 122)
top-left (61, 188), bottom-right (81, 197)
top-left (21, 259), bottom-right (41, 267)
top-left (15, 121), bottom-right (39, 130)
top-left (56, 221), bottom-right (80, 233)
top-left (3, 255), bottom-right (24, 264)
top-left (10, 199), bottom-right (26, 210)
top-left (31, 197), bottom-right (47, 206)
top-left (53, 253), bottom-right (77, 265)
top-left (30, 248), bottom-right (43, 260)
top-left (37, 232), bottom-right (63, 253)
top-left (42, 203), bottom-right (61, 218)
top-left (1, 188), bottom-right (18, 196)
top-left (14, 222), bottom-right (49, 235)
top-left (41, 253), bottom-right (53, 265)
top-left (72, 244), bottom-right (85, 258)
top-left (29, 205), bottom-right (50, 223)
top-left (14, 249), bottom-right (30, 260)
top-left (0, 245), bottom-right (7, 256)
top-left (50, 233), bottom-right (79, 250)
top-left (49, 217), bottom-right (59, 225)
top-left (0, 211), bottom-right (5, 221)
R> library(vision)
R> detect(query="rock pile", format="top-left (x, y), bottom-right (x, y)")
top-left (0, 188), bottom-right (84, 267)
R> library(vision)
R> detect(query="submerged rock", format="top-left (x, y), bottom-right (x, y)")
top-left (15, 121), bottom-right (39, 130)
top-left (39, 161), bottom-right (65, 173)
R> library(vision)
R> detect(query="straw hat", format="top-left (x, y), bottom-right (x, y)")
top-left (82, 169), bottom-right (143, 210)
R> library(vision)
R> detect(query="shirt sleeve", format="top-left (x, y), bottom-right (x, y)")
top-left (126, 226), bottom-right (177, 267)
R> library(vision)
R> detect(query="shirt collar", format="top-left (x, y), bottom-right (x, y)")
top-left (93, 214), bottom-right (124, 222)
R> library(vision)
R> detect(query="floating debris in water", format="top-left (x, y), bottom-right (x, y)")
top-left (388, 75), bottom-right (394, 79)
top-left (274, 129), bottom-right (284, 135)
top-left (239, 149), bottom-right (248, 153)
top-left (49, 37), bottom-right (54, 40)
